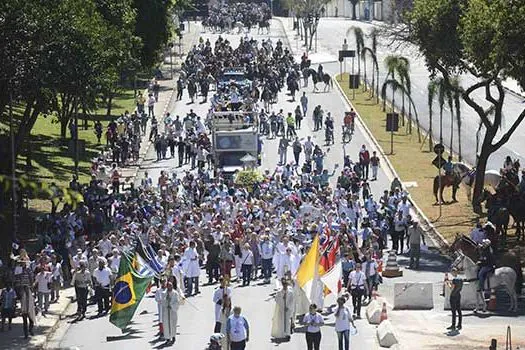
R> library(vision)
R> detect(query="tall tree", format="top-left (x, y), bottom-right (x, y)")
top-left (347, 26), bottom-right (364, 87)
top-left (426, 79), bottom-right (438, 152)
top-left (405, 0), bottom-right (525, 210)
top-left (362, 47), bottom-right (378, 98)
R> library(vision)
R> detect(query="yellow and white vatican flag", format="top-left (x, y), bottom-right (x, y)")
top-left (296, 235), bottom-right (320, 305)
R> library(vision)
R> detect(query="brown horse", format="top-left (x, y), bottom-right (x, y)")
top-left (433, 174), bottom-right (459, 204)
top-left (450, 233), bottom-right (523, 294)
top-left (479, 189), bottom-right (510, 247)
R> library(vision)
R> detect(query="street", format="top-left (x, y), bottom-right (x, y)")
top-left (45, 19), bottom-right (525, 350)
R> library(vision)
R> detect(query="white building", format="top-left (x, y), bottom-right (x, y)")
top-left (322, 0), bottom-right (397, 23)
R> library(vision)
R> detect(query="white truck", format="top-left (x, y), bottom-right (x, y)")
top-left (210, 111), bottom-right (260, 178)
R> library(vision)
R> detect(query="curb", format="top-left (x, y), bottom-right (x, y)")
top-left (332, 78), bottom-right (450, 253)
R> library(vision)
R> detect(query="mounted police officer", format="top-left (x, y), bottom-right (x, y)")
top-left (477, 238), bottom-right (495, 293)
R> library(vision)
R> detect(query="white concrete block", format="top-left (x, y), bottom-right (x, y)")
top-left (444, 282), bottom-right (479, 310)
top-left (366, 298), bottom-right (385, 324)
top-left (393, 282), bottom-right (434, 310)
top-left (376, 320), bottom-right (399, 348)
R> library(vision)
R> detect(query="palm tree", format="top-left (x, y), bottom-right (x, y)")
top-left (447, 77), bottom-right (460, 155)
top-left (436, 77), bottom-right (451, 145)
top-left (368, 28), bottom-right (380, 102)
top-left (427, 79), bottom-right (438, 152)
top-left (362, 47), bottom-right (378, 98)
top-left (369, 28), bottom-right (378, 54)
top-left (451, 77), bottom-right (463, 161)
top-left (381, 78), bottom-right (403, 113)
top-left (396, 59), bottom-right (410, 127)
top-left (346, 26), bottom-right (364, 88)
top-left (383, 55), bottom-right (399, 111)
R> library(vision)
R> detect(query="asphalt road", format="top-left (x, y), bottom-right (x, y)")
top-left (50, 21), bottom-right (391, 350)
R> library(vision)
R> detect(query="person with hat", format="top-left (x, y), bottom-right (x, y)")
top-left (407, 218), bottom-right (426, 269)
top-left (469, 221), bottom-right (486, 244)
top-left (71, 261), bottom-right (93, 319)
top-left (477, 238), bottom-right (495, 294)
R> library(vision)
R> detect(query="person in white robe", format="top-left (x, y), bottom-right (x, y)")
top-left (182, 242), bottom-right (200, 296)
top-left (271, 278), bottom-right (296, 340)
top-left (171, 254), bottom-right (185, 296)
top-left (161, 282), bottom-right (181, 345)
top-left (219, 295), bottom-right (232, 349)
top-left (155, 279), bottom-right (167, 337)
top-left (213, 277), bottom-right (232, 333)
top-left (276, 248), bottom-right (299, 281)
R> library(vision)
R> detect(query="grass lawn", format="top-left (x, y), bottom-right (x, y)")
top-left (1, 88), bottom-right (136, 213)
top-left (338, 73), bottom-right (479, 243)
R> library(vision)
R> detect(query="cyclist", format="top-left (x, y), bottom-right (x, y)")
top-left (344, 109), bottom-right (356, 133)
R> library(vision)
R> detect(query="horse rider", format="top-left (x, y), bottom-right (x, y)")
top-left (317, 64), bottom-right (324, 79)
top-left (443, 156), bottom-right (454, 177)
top-left (476, 238), bottom-right (495, 293)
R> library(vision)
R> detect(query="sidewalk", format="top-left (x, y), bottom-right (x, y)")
top-left (0, 287), bottom-right (75, 350)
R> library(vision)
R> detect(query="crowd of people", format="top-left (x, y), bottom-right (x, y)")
top-left (0, 7), bottom-right (441, 350)
top-left (203, 2), bottom-right (271, 34)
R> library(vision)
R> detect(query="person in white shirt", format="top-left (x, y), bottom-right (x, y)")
top-left (34, 268), bottom-right (52, 314)
top-left (93, 259), bottom-right (112, 314)
top-left (182, 241), bottom-right (200, 296)
top-left (109, 249), bottom-right (121, 276)
top-left (213, 277), bottom-right (232, 333)
top-left (259, 235), bottom-right (274, 284)
top-left (226, 306), bottom-right (250, 349)
top-left (49, 254), bottom-right (62, 303)
top-left (347, 264), bottom-right (368, 318)
top-left (98, 237), bottom-right (112, 257)
top-left (397, 196), bottom-right (412, 219)
top-left (302, 304), bottom-right (324, 350)
top-left (334, 296), bottom-right (356, 350)
top-left (240, 243), bottom-right (254, 286)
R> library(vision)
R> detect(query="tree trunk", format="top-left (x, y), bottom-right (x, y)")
top-left (370, 63), bottom-right (375, 97)
top-left (363, 57), bottom-right (367, 91)
top-left (472, 141), bottom-right (492, 213)
top-left (83, 106), bottom-right (88, 130)
top-left (106, 94), bottom-right (113, 116)
top-left (449, 109), bottom-right (454, 156)
top-left (428, 108), bottom-right (433, 152)
top-left (376, 69), bottom-right (380, 104)
top-left (401, 91), bottom-right (405, 126)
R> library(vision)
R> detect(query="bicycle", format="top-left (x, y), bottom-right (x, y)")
top-left (342, 125), bottom-right (353, 143)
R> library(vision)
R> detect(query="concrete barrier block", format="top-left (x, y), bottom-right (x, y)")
top-left (366, 298), bottom-right (385, 324)
top-left (376, 319), bottom-right (399, 348)
top-left (444, 282), bottom-right (479, 310)
top-left (393, 282), bottom-right (433, 310)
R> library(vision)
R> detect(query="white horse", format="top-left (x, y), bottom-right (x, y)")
top-left (452, 252), bottom-right (518, 312)
top-left (455, 163), bottom-right (502, 201)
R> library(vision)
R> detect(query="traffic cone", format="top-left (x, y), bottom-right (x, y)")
top-left (379, 302), bottom-right (388, 323)
top-left (487, 289), bottom-right (497, 311)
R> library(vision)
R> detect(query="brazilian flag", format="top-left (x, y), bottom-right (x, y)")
top-left (109, 253), bottom-right (152, 330)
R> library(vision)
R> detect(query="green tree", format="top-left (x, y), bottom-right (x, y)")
top-left (362, 47), bottom-right (379, 99)
top-left (426, 79), bottom-right (438, 152)
top-left (346, 26), bottom-right (364, 88)
top-left (406, 0), bottom-right (525, 210)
